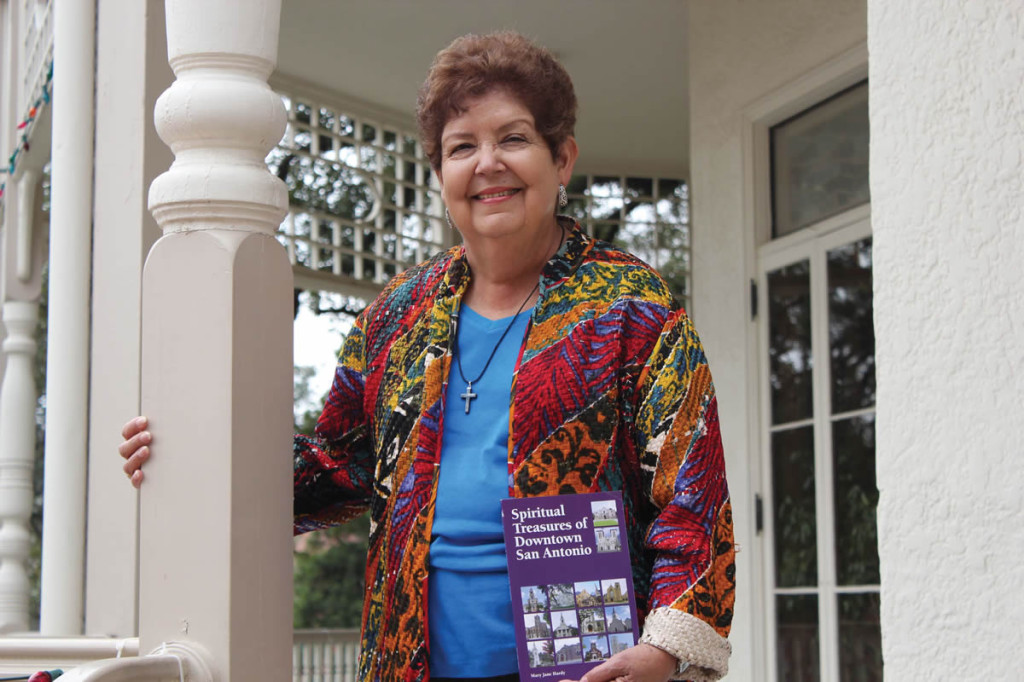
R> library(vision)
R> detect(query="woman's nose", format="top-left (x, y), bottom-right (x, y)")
top-left (475, 143), bottom-right (506, 173)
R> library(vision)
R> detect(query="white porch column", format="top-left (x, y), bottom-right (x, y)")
top-left (39, 0), bottom-right (96, 635)
top-left (139, 0), bottom-right (292, 679)
top-left (870, 0), bottom-right (1024, 677)
top-left (84, 0), bottom-right (172, 638)
top-left (0, 301), bottom-right (38, 633)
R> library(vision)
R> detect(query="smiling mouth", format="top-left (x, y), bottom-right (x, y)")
top-left (474, 189), bottom-right (521, 200)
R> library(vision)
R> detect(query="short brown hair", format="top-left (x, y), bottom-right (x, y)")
top-left (416, 31), bottom-right (578, 171)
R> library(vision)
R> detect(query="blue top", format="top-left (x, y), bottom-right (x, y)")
top-left (428, 305), bottom-right (529, 677)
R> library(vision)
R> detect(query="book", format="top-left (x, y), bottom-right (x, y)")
top-left (501, 491), bottom-right (640, 680)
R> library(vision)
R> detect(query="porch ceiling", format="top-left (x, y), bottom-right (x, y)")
top-left (277, 0), bottom-right (689, 178)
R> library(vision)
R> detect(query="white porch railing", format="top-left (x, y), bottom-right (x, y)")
top-left (292, 629), bottom-right (361, 682)
top-left (0, 630), bottom-right (360, 681)
top-left (0, 636), bottom-right (139, 677)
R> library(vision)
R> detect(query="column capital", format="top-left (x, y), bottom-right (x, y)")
top-left (148, 0), bottom-right (286, 235)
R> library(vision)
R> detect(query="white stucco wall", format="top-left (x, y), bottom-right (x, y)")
top-left (869, 1), bottom-right (1024, 677)
top-left (687, 2), bottom-right (867, 679)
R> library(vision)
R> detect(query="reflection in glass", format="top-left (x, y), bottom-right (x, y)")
top-left (772, 427), bottom-right (817, 587)
top-left (833, 416), bottom-right (879, 585)
top-left (777, 595), bottom-right (819, 682)
top-left (771, 81), bottom-right (869, 236)
top-left (838, 593), bottom-right (883, 682)
top-left (829, 238), bottom-right (875, 413)
top-left (768, 261), bottom-right (813, 424)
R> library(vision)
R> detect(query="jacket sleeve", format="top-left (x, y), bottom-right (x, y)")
top-left (632, 307), bottom-right (735, 682)
top-left (293, 312), bottom-right (375, 534)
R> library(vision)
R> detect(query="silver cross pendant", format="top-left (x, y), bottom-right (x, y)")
top-left (461, 381), bottom-right (477, 414)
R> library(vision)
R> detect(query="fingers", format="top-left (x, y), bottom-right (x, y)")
top-left (579, 660), bottom-right (621, 682)
top-left (121, 415), bottom-right (148, 441)
top-left (580, 644), bottom-right (676, 682)
top-left (122, 443), bottom-right (150, 480)
top-left (118, 428), bottom-right (151, 461)
top-left (119, 416), bottom-right (151, 487)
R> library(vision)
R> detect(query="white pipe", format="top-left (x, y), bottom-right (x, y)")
top-left (40, 0), bottom-right (96, 635)
top-left (0, 635), bottom-right (139, 660)
top-left (45, 646), bottom-right (210, 682)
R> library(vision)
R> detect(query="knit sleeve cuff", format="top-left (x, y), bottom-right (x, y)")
top-left (639, 607), bottom-right (731, 682)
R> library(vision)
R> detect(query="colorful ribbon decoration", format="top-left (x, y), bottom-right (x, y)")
top-left (0, 60), bottom-right (53, 204)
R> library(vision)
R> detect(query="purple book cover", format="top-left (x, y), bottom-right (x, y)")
top-left (501, 491), bottom-right (640, 680)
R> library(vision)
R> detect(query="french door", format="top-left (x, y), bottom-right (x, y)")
top-left (759, 208), bottom-right (882, 682)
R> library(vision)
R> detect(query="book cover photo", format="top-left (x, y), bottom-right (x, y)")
top-left (501, 491), bottom-right (640, 680)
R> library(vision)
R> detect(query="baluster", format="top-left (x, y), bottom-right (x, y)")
top-left (0, 301), bottom-right (39, 633)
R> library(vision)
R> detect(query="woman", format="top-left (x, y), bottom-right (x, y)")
top-left (122, 31), bottom-right (734, 682)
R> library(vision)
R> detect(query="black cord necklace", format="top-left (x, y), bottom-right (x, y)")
top-left (451, 279), bottom-right (539, 414)
top-left (451, 225), bottom-right (564, 414)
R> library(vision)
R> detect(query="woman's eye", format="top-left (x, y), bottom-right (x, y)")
top-left (448, 143), bottom-right (474, 157)
top-left (502, 135), bottom-right (528, 145)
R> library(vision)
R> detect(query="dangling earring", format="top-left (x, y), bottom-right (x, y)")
top-left (558, 184), bottom-right (568, 208)
top-left (445, 208), bottom-right (455, 230)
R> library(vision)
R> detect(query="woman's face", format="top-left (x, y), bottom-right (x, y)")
top-left (437, 89), bottom-right (577, 248)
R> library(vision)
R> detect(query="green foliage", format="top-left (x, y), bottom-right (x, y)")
top-left (28, 263), bottom-right (48, 630)
top-left (293, 364), bottom-right (322, 435)
top-left (293, 515), bottom-right (370, 629)
top-left (293, 344), bottom-right (369, 629)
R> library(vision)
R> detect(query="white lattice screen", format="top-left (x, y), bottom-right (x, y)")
top-left (19, 0), bottom-right (53, 116)
top-left (268, 87), bottom-right (448, 298)
top-left (269, 83), bottom-right (690, 308)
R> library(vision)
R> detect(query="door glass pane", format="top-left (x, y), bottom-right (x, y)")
top-left (777, 594), bottom-right (820, 682)
top-left (772, 426), bottom-right (818, 587)
top-left (833, 415), bottom-right (879, 585)
top-left (768, 261), bottom-right (813, 424)
top-left (838, 593), bottom-right (883, 682)
top-left (828, 238), bottom-right (875, 412)
top-left (771, 81), bottom-right (869, 237)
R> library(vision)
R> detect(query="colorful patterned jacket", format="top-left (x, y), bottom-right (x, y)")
top-left (293, 222), bottom-right (734, 681)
